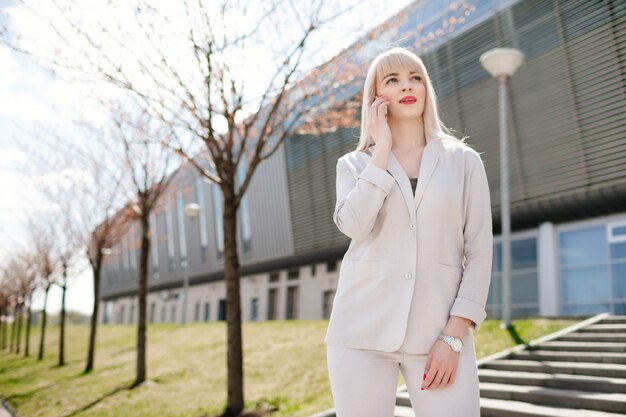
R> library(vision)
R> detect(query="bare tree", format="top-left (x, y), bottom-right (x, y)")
top-left (0, 278), bottom-right (9, 351)
top-left (103, 98), bottom-right (177, 387)
top-left (14, 260), bottom-right (27, 355)
top-left (0, 0), bottom-right (409, 414)
top-left (84, 195), bottom-right (128, 374)
top-left (13, 109), bottom-right (130, 372)
top-left (26, 218), bottom-right (60, 362)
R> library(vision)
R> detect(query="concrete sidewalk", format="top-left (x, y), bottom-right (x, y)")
top-left (0, 400), bottom-right (17, 417)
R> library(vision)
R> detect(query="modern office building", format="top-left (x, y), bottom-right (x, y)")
top-left (99, 0), bottom-right (626, 324)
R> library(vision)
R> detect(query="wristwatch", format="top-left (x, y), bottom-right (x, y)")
top-left (438, 333), bottom-right (463, 353)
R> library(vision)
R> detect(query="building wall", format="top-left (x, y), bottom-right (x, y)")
top-left (100, 211), bottom-right (626, 325)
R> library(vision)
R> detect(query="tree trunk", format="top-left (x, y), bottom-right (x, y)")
top-left (38, 284), bottom-right (51, 361)
top-left (1, 304), bottom-right (6, 350)
top-left (25, 295), bottom-right (32, 357)
top-left (134, 212), bottom-right (150, 387)
top-left (10, 305), bottom-right (17, 353)
top-left (222, 186), bottom-right (244, 417)
top-left (85, 259), bottom-right (102, 373)
top-left (59, 263), bottom-right (68, 367)
top-left (16, 304), bottom-right (23, 354)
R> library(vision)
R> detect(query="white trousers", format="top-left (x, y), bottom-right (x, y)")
top-left (326, 344), bottom-right (481, 417)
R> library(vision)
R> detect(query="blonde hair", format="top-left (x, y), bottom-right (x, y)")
top-left (357, 47), bottom-right (467, 151)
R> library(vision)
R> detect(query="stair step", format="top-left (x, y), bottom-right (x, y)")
top-left (598, 316), bottom-right (626, 324)
top-left (512, 350), bottom-right (626, 364)
top-left (538, 341), bottom-right (626, 352)
top-left (393, 405), bottom-right (414, 417)
top-left (558, 333), bottom-right (626, 342)
top-left (480, 397), bottom-right (626, 417)
top-left (478, 369), bottom-right (626, 393)
top-left (579, 324), bottom-right (626, 333)
top-left (482, 359), bottom-right (626, 378)
top-left (480, 382), bottom-right (626, 414)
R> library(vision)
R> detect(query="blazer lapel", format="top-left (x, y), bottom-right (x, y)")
top-left (385, 138), bottom-right (442, 219)
top-left (413, 139), bottom-right (441, 210)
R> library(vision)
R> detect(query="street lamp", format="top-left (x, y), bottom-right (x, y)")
top-left (479, 47), bottom-right (524, 330)
top-left (180, 202), bottom-right (201, 324)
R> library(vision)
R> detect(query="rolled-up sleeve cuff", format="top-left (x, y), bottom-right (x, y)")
top-left (357, 162), bottom-right (395, 194)
top-left (449, 297), bottom-right (487, 330)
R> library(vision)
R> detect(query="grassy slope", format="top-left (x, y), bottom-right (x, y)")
top-left (0, 317), bottom-right (580, 417)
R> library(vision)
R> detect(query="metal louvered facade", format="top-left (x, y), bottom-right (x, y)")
top-left (284, 0), bottom-right (626, 251)
top-left (284, 129), bottom-right (359, 254)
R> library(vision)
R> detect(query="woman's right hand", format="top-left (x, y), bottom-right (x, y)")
top-left (368, 95), bottom-right (392, 149)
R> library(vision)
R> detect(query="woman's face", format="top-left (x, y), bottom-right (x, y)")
top-left (375, 66), bottom-right (426, 121)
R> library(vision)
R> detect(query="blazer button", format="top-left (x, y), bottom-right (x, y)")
top-left (409, 223), bottom-right (415, 230)
top-left (404, 272), bottom-right (413, 280)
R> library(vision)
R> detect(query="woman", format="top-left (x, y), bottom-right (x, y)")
top-left (324, 47), bottom-right (493, 417)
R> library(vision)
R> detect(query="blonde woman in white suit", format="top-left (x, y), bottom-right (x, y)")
top-left (325, 46), bottom-right (493, 417)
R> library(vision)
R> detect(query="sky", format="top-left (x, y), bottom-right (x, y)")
top-left (0, 0), bottom-right (415, 316)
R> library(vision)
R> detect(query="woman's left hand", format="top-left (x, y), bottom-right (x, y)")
top-left (421, 340), bottom-right (460, 390)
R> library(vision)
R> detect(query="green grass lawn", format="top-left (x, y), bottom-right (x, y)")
top-left (0, 317), bottom-right (580, 417)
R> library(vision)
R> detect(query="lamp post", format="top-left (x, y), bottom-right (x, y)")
top-left (479, 47), bottom-right (524, 330)
top-left (180, 202), bottom-right (200, 324)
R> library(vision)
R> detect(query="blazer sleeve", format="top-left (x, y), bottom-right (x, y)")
top-left (449, 150), bottom-right (493, 330)
top-left (333, 156), bottom-right (396, 241)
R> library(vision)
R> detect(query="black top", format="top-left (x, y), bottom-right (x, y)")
top-left (409, 177), bottom-right (418, 194)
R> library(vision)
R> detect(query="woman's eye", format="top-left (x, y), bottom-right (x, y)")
top-left (413, 75), bottom-right (422, 81)
top-left (386, 78), bottom-right (397, 84)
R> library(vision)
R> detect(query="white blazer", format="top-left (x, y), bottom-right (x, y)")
top-left (324, 135), bottom-right (493, 354)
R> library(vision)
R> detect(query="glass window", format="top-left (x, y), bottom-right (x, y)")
top-left (204, 303), bottom-right (210, 322)
top-left (211, 185), bottom-right (225, 259)
top-left (493, 237), bottom-right (538, 271)
top-left (561, 265), bottom-right (610, 303)
top-left (268, 289), bottom-right (278, 320)
top-left (286, 286), bottom-right (298, 319)
top-left (176, 189), bottom-right (187, 261)
top-left (129, 226), bottom-right (137, 271)
top-left (610, 223), bottom-right (626, 241)
top-left (218, 299), bottom-right (227, 321)
top-left (511, 272), bottom-right (539, 304)
top-left (165, 192), bottom-right (176, 271)
top-left (322, 290), bottom-right (335, 319)
top-left (150, 213), bottom-right (159, 269)
top-left (512, 238), bottom-right (537, 269)
top-left (237, 160), bottom-right (252, 254)
top-left (123, 233), bottom-right (130, 271)
top-left (251, 298), bottom-right (259, 321)
top-left (611, 242), bottom-right (626, 261)
top-left (195, 178), bottom-right (209, 260)
top-left (560, 226), bottom-right (608, 266)
top-left (612, 262), bottom-right (626, 300)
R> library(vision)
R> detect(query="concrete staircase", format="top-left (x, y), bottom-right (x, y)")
top-left (311, 313), bottom-right (626, 417)
top-left (477, 312), bottom-right (626, 416)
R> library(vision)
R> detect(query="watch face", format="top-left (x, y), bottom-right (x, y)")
top-left (452, 339), bottom-right (462, 351)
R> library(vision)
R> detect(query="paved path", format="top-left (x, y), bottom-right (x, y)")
top-left (0, 401), bottom-right (15, 417)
